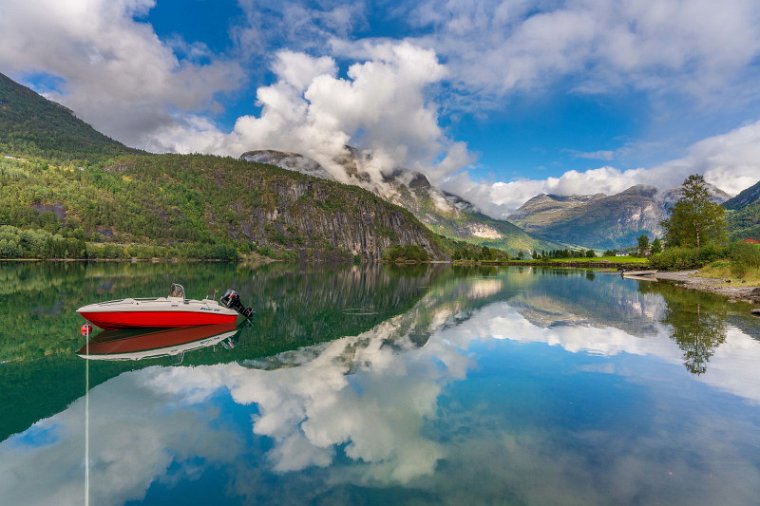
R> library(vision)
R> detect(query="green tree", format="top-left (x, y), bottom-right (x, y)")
top-left (650, 238), bottom-right (662, 255)
top-left (661, 175), bottom-right (727, 248)
top-left (637, 234), bottom-right (650, 256)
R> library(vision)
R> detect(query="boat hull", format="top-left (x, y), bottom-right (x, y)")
top-left (77, 323), bottom-right (238, 360)
top-left (79, 310), bottom-right (238, 329)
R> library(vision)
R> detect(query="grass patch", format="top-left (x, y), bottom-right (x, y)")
top-left (699, 261), bottom-right (760, 285)
top-left (533, 255), bottom-right (648, 264)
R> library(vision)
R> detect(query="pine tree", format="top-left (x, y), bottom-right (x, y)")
top-left (661, 175), bottom-right (726, 248)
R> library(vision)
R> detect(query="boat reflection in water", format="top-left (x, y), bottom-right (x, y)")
top-left (77, 323), bottom-right (239, 361)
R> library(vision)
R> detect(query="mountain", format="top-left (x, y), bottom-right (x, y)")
top-left (507, 193), bottom-right (606, 231)
top-left (723, 179), bottom-right (760, 210)
top-left (1, 73), bottom-right (498, 261)
top-left (0, 72), bottom-right (135, 159)
top-left (241, 148), bottom-right (564, 255)
top-left (509, 184), bottom-right (730, 249)
top-left (724, 179), bottom-right (760, 240)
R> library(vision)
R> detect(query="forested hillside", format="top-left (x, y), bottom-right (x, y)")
top-left (724, 180), bottom-right (760, 240)
top-left (0, 72), bottom-right (135, 159)
top-left (0, 73), bottom-right (502, 261)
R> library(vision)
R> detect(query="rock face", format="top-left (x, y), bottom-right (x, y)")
top-left (229, 178), bottom-right (442, 260)
top-left (103, 155), bottom-right (446, 261)
top-left (241, 148), bottom-right (563, 254)
top-left (509, 184), bottom-right (730, 249)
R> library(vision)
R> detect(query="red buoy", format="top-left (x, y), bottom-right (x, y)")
top-left (80, 323), bottom-right (93, 336)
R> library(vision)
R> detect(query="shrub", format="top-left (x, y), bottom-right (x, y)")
top-left (728, 242), bottom-right (760, 277)
top-left (382, 245), bottom-right (429, 263)
top-left (649, 244), bottom-right (728, 270)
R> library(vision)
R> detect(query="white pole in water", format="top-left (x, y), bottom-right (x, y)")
top-left (84, 333), bottom-right (90, 506)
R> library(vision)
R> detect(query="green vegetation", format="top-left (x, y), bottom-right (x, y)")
top-left (650, 175), bottom-right (760, 279)
top-left (0, 72), bottom-right (135, 160)
top-left (0, 152), bottom-right (453, 260)
top-left (637, 234), bottom-right (650, 256)
top-left (649, 244), bottom-right (728, 270)
top-left (650, 237), bottom-right (662, 255)
top-left (726, 241), bottom-right (760, 276)
top-left (448, 241), bottom-right (511, 262)
top-left (661, 175), bottom-right (726, 248)
top-left (532, 248), bottom-right (598, 259)
top-left (532, 255), bottom-right (647, 265)
top-left (697, 242), bottom-right (760, 281)
top-left (381, 240), bottom-right (512, 263)
top-left (382, 245), bottom-right (430, 262)
top-left (726, 200), bottom-right (760, 241)
top-left (650, 241), bottom-right (760, 277)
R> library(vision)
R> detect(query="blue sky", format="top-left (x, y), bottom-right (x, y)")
top-left (1, 0), bottom-right (760, 212)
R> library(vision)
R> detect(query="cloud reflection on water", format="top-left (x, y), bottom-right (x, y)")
top-left (1, 271), bottom-right (759, 505)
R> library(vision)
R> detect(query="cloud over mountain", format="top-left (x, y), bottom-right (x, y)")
top-left (441, 120), bottom-right (760, 217)
top-left (1, 0), bottom-right (759, 216)
top-left (0, 0), bottom-right (245, 150)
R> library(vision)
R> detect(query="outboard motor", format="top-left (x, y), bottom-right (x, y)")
top-left (220, 289), bottom-right (253, 318)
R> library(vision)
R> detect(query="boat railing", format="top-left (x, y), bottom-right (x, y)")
top-left (92, 297), bottom-right (191, 306)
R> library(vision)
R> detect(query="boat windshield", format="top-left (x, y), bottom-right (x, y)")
top-left (168, 283), bottom-right (186, 298)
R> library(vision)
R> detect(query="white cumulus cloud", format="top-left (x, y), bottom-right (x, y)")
top-left (0, 0), bottom-right (244, 151)
top-left (223, 41), bottom-right (467, 182)
top-left (406, 0), bottom-right (760, 102)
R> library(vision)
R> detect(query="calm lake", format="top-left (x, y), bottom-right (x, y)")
top-left (1, 263), bottom-right (759, 505)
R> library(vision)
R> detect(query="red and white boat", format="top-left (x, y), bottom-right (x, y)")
top-left (77, 284), bottom-right (252, 329)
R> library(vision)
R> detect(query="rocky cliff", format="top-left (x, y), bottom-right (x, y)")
top-left (241, 148), bottom-right (564, 254)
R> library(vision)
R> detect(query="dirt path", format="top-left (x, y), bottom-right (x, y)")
top-left (652, 270), bottom-right (760, 304)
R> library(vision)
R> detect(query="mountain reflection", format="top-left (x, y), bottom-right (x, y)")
top-left (1, 266), bottom-right (759, 505)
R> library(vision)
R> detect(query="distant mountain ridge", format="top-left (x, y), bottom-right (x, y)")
top-left (0, 72), bottom-right (135, 159)
top-left (723, 179), bottom-right (760, 240)
top-left (241, 148), bottom-right (566, 254)
top-left (723, 180), bottom-right (760, 210)
top-left (509, 184), bottom-right (730, 249)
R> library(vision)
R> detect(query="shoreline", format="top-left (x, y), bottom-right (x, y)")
top-left (3, 258), bottom-right (757, 304)
top-left (652, 270), bottom-right (760, 304)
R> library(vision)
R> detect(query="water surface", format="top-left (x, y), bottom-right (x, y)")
top-left (1, 263), bottom-right (759, 505)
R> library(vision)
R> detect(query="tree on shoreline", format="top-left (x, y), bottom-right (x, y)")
top-left (661, 175), bottom-right (726, 248)
top-left (650, 238), bottom-right (662, 255)
top-left (637, 234), bottom-right (650, 256)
